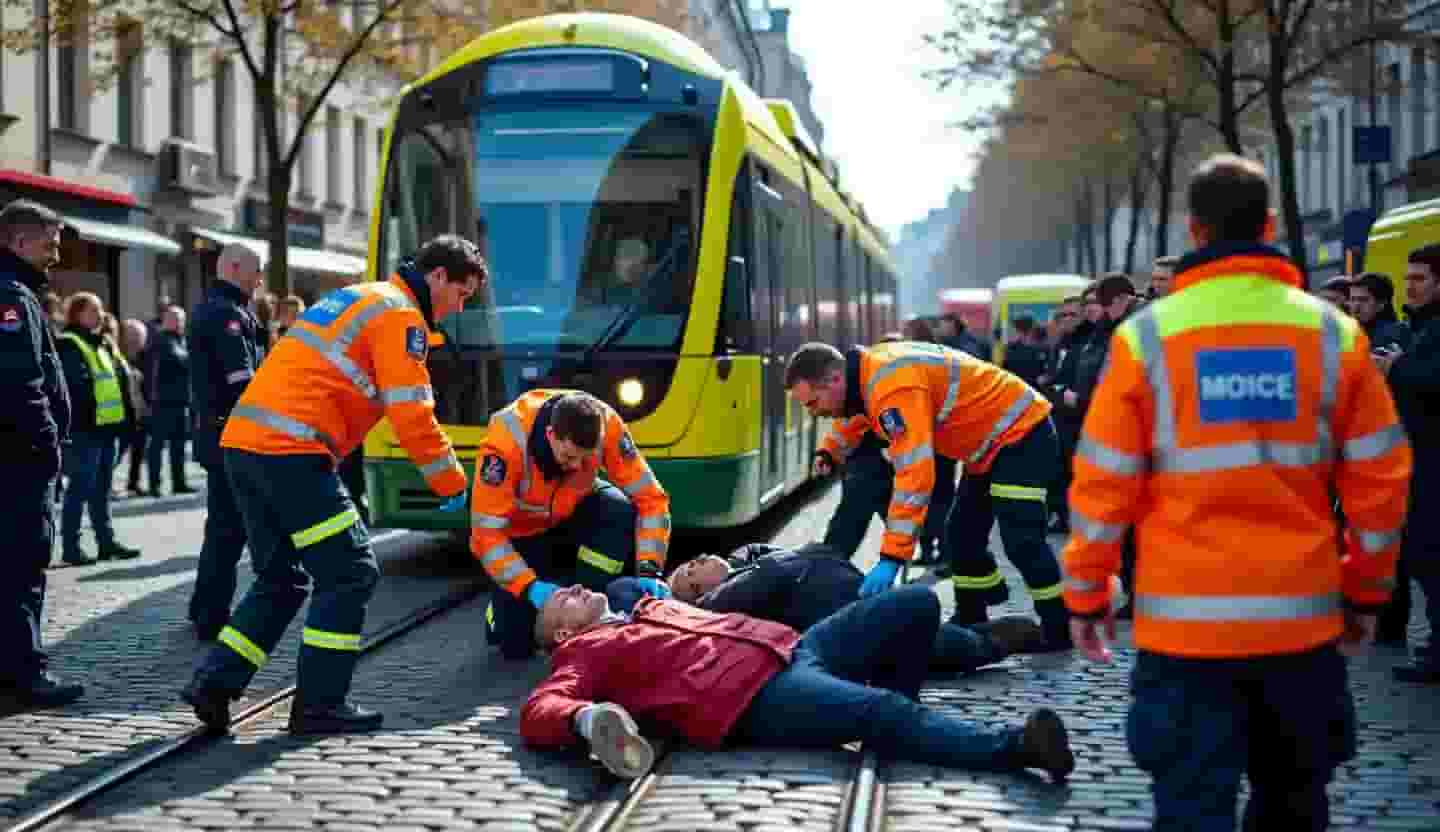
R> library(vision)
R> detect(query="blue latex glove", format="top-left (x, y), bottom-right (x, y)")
top-left (636, 577), bottom-right (672, 599)
top-left (525, 580), bottom-right (560, 609)
top-left (859, 558), bottom-right (903, 597)
top-left (438, 490), bottom-right (468, 513)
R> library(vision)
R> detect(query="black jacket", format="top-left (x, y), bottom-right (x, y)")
top-left (0, 248), bottom-right (70, 466)
top-left (56, 326), bottom-right (125, 435)
top-left (1003, 341), bottom-right (1049, 389)
top-left (1389, 302), bottom-right (1440, 459)
top-left (608, 543), bottom-right (864, 633)
top-left (189, 280), bottom-right (262, 466)
top-left (144, 329), bottom-right (191, 407)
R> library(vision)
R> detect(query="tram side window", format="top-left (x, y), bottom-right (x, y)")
top-left (718, 174), bottom-right (754, 352)
top-left (813, 211), bottom-right (840, 344)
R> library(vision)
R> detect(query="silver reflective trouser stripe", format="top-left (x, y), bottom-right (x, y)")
top-left (1076, 437), bottom-right (1145, 476)
top-left (865, 353), bottom-right (950, 403)
top-left (472, 513), bottom-right (509, 530)
top-left (622, 472), bottom-right (658, 497)
top-left (1135, 592), bottom-right (1342, 621)
top-left (419, 450), bottom-right (459, 478)
top-left (230, 404), bottom-right (340, 456)
top-left (966, 389), bottom-right (1035, 465)
top-left (886, 518), bottom-right (919, 536)
top-left (482, 542), bottom-right (526, 585)
top-left (890, 489), bottom-right (930, 509)
top-left (1341, 424), bottom-right (1406, 462)
top-left (1355, 526), bottom-right (1403, 553)
top-left (380, 384), bottom-right (434, 405)
top-left (890, 443), bottom-right (934, 471)
top-left (288, 327), bottom-right (379, 400)
top-left (1070, 509), bottom-right (1127, 543)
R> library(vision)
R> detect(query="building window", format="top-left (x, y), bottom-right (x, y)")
top-left (169, 40), bottom-right (192, 139)
top-left (1412, 48), bottom-right (1427, 161)
top-left (214, 59), bottom-right (233, 174)
top-left (353, 117), bottom-right (367, 210)
top-left (326, 106), bottom-right (341, 203)
top-left (56, 3), bottom-right (89, 132)
top-left (1315, 116), bottom-right (1329, 215)
top-left (1386, 62), bottom-right (1402, 168)
top-left (116, 21), bottom-right (144, 148)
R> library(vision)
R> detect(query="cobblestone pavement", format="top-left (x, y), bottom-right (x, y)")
top-left (9, 478), bottom-right (1440, 831)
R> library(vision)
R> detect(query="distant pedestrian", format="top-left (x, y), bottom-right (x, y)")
top-left (0, 199), bottom-right (82, 706)
top-left (145, 304), bottom-right (194, 496)
top-left (119, 318), bottom-right (149, 496)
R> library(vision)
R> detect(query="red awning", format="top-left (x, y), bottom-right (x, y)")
top-left (0, 169), bottom-right (137, 208)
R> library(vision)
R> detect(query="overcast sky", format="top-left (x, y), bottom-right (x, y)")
top-left (779, 0), bottom-right (1001, 239)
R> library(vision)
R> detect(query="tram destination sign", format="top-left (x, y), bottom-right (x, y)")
top-left (481, 53), bottom-right (647, 99)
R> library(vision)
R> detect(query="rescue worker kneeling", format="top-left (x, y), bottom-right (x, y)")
top-left (522, 584), bottom-right (1075, 782)
top-left (471, 390), bottom-right (671, 661)
top-left (182, 235), bottom-right (482, 735)
top-left (611, 542), bottom-right (1044, 674)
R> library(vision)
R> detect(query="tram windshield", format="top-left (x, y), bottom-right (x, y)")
top-left (380, 105), bottom-right (707, 353)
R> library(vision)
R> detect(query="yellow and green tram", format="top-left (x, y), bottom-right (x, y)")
top-left (361, 12), bottom-right (899, 531)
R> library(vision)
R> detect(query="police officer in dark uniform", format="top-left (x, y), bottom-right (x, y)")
top-left (186, 243), bottom-right (266, 640)
top-left (0, 199), bottom-right (81, 706)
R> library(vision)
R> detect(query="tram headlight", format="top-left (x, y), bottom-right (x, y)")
top-left (617, 378), bottom-right (646, 407)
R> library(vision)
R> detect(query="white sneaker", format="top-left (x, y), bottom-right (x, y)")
top-left (588, 703), bottom-right (654, 779)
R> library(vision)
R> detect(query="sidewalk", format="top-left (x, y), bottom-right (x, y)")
top-left (107, 451), bottom-right (209, 516)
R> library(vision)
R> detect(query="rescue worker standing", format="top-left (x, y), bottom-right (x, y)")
top-left (1064, 154), bottom-right (1412, 831)
top-left (784, 340), bottom-right (1071, 649)
top-left (182, 235), bottom-right (481, 735)
top-left (0, 200), bottom-right (81, 706)
top-left (470, 389), bottom-right (671, 661)
top-left (186, 244), bottom-right (266, 641)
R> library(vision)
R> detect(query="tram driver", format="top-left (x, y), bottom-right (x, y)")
top-left (521, 583), bottom-right (1076, 782)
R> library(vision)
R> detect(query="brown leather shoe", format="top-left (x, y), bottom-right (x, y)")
top-left (978, 615), bottom-right (1045, 656)
top-left (1016, 708), bottom-right (1075, 782)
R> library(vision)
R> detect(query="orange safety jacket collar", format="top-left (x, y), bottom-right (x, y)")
top-left (1173, 242), bottom-right (1303, 293)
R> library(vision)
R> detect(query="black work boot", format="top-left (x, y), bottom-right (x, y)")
top-left (1015, 708), bottom-right (1075, 782)
top-left (2, 672), bottom-right (85, 707)
top-left (181, 679), bottom-right (239, 734)
top-left (287, 701), bottom-right (384, 735)
top-left (97, 541), bottom-right (141, 561)
top-left (975, 615), bottom-right (1045, 657)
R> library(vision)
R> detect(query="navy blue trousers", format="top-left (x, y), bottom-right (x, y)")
top-left (187, 458), bottom-right (248, 634)
top-left (0, 467), bottom-right (56, 683)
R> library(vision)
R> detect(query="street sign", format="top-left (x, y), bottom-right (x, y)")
top-left (1353, 126), bottom-right (1392, 166)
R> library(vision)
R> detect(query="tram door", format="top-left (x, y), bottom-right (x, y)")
top-left (753, 175), bottom-right (788, 506)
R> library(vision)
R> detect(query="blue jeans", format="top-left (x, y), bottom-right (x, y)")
top-left (1128, 646), bottom-right (1356, 832)
top-left (62, 431), bottom-right (118, 554)
top-left (731, 586), bottom-right (1023, 770)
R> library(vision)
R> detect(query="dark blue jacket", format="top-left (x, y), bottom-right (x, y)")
top-left (608, 543), bottom-right (863, 632)
top-left (144, 329), bottom-right (191, 407)
top-left (1390, 302), bottom-right (1440, 459)
top-left (188, 280), bottom-right (262, 467)
top-left (0, 248), bottom-right (69, 468)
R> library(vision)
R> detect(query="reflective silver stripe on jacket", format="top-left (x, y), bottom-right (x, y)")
top-left (471, 513), bottom-right (510, 530)
top-left (865, 353), bottom-right (950, 403)
top-left (966, 389), bottom-right (1035, 464)
top-left (226, 369), bottom-right (254, 384)
top-left (1070, 509), bottom-right (1127, 543)
top-left (419, 450), bottom-right (459, 478)
top-left (937, 353), bottom-right (967, 425)
top-left (380, 384), bottom-right (434, 405)
top-left (498, 408), bottom-right (533, 501)
top-left (638, 539), bottom-right (666, 555)
top-left (1154, 441), bottom-right (1329, 474)
top-left (1135, 592), bottom-right (1341, 622)
top-left (890, 443), bottom-right (934, 471)
top-left (638, 515), bottom-right (671, 531)
top-left (1133, 312), bottom-right (1176, 451)
top-left (288, 327), bottom-right (378, 400)
top-left (1076, 437), bottom-right (1145, 476)
top-left (885, 518), bottom-right (919, 536)
top-left (622, 472), bottom-right (658, 497)
top-left (283, 288), bottom-right (415, 402)
top-left (1064, 576), bottom-right (1104, 593)
top-left (481, 542), bottom-right (527, 585)
top-left (229, 404), bottom-right (340, 457)
top-left (1341, 424), bottom-right (1406, 462)
top-left (1355, 526), bottom-right (1403, 553)
top-left (890, 489), bottom-right (930, 509)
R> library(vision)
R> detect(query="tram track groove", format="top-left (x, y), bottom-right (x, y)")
top-left (5, 579), bottom-right (489, 832)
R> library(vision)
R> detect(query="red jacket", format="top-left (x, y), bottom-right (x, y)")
top-left (521, 598), bottom-right (799, 749)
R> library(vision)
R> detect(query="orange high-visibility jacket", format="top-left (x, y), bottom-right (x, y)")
top-left (221, 275), bottom-right (467, 499)
top-left (1062, 249), bottom-right (1413, 658)
top-left (469, 390), bottom-right (671, 597)
top-left (818, 414), bottom-right (874, 465)
top-left (846, 342), bottom-right (1051, 562)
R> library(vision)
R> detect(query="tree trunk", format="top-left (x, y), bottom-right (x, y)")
top-left (1215, 27), bottom-right (1245, 153)
top-left (1124, 161), bottom-right (1148, 274)
top-left (1268, 34), bottom-right (1308, 281)
top-left (259, 14), bottom-right (291, 297)
top-left (267, 167), bottom-right (294, 297)
top-left (1154, 109), bottom-right (1181, 257)
top-left (1102, 179), bottom-right (1114, 273)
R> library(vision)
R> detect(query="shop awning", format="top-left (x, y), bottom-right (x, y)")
top-left (191, 228), bottom-right (368, 278)
top-left (63, 215), bottom-right (182, 256)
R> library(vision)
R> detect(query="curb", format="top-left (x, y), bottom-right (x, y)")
top-left (110, 489), bottom-right (208, 518)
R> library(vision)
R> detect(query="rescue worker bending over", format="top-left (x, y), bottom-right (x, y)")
top-left (1064, 154), bottom-right (1412, 831)
top-left (471, 390), bottom-right (671, 661)
top-left (610, 542), bottom-right (1044, 674)
top-left (785, 340), bottom-right (1072, 650)
top-left (523, 584), bottom-right (1075, 782)
top-left (182, 235), bottom-right (482, 736)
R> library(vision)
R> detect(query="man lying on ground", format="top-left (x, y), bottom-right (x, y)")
top-left (607, 542), bottom-right (1044, 675)
top-left (520, 583), bottom-right (1076, 782)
